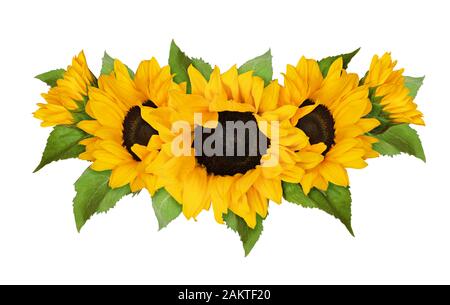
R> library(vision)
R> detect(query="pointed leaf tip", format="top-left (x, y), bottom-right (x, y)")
top-left (34, 125), bottom-right (89, 173)
top-left (318, 48), bottom-right (361, 77)
top-left (35, 69), bottom-right (66, 87)
top-left (73, 168), bottom-right (131, 231)
top-left (371, 124), bottom-right (426, 162)
top-left (283, 182), bottom-right (354, 236)
top-left (224, 211), bottom-right (264, 256)
top-left (238, 50), bottom-right (273, 86)
top-left (151, 188), bottom-right (182, 230)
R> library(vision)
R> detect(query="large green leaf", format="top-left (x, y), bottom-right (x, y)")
top-left (371, 124), bottom-right (426, 162)
top-left (283, 182), bottom-right (354, 236)
top-left (73, 168), bottom-right (131, 231)
top-left (100, 52), bottom-right (135, 78)
top-left (318, 48), bottom-right (360, 77)
top-left (34, 125), bottom-right (90, 172)
top-left (404, 76), bottom-right (424, 98)
top-left (35, 69), bottom-right (65, 87)
top-left (238, 50), bottom-right (273, 86)
top-left (223, 212), bottom-right (264, 256)
top-left (152, 188), bottom-right (182, 230)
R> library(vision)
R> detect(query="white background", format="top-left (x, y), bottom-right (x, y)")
top-left (0, 0), bottom-right (448, 284)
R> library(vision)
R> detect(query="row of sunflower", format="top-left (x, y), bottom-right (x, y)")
top-left (33, 41), bottom-right (425, 255)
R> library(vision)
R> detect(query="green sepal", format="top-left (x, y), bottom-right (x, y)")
top-left (69, 96), bottom-right (93, 123)
top-left (366, 87), bottom-right (393, 133)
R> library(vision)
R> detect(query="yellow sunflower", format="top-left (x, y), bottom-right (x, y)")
top-left (364, 53), bottom-right (425, 126)
top-left (77, 58), bottom-right (185, 193)
top-left (279, 57), bottom-right (380, 194)
top-left (34, 51), bottom-right (95, 127)
top-left (145, 65), bottom-right (322, 228)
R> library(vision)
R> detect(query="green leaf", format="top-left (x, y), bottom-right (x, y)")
top-left (101, 52), bottom-right (135, 78)
top-left (34, 125), bottom-right (90, 172)
top-left (318, 48), bottom-right (360, 77)
top-left (151, 188), bottom-right (182, 230)
top-left (223, 212), bottom-right (264, 256)
top-left (191, 57), bottom-right (213, 80)
top-left (282, 182), bottom-right (354, 236)
top-left (73, 168), bottom-right (131, 231)
top-left (238, 50), bottom-right (273, 86)
top-left (169, 40), bottom-right (192, 91)
top-left (371, 124), bottom-right (426, 162)
top-left (404, 76), bottom-right (424, 98)
top-left (168, 41), bottom-right (214, 93)
top-left (35, 69), bottom-right (65, 87)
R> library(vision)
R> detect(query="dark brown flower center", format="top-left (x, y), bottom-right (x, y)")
top-left (195, 111), bottom-right (270, 176)
top-left (296, 99), bottom-right (335, 155)
top-left (122, 100), bottom-right (158, 161)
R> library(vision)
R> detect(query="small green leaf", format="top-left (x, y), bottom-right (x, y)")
top-left (169, 41), bottom-right (214, 92)
top-left (283, 182), bottom-right (354, 236)
top-left (318, 48), bottom-right (360, 77)
top-left (371, 124), bottom-right (426, 162)
top-left (101, 52), bottom-right (135, 78)
top-left (34, 125), bottom-right (90, 172)
top-left (238, 50), bottom-right (273, 86)
top-left (169, 40), bottom-right (192, 91)
top-left (404, 76), bottom-right (424, 98)
top-left (152, 188), bottom-right (182, 230)
top-left (73, 168), bottom-right (131, 231)
top-left (191, 57), bottom-right (213, 80)
top-left (35, 69), bottom-right (65, 87)
top-left (224, 211), bottom-right (264, 256)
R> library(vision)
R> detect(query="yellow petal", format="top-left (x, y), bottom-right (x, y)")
top-left (253, 176), bottom-right (282, 203)
top-left (109, 162), bottom-right (138, 189)
top-left (181, 167), bottom-right (209, 219)
top-left (319, 161), bottom-right (349, 187)
top-left (221, 65), bottom-right (239, 101)
top-left (238, 71), bottom-right (254, 103)
top-left (188, 65), bottom-right (207, 96)
top-left (209, 99), bottom-right (255, 113)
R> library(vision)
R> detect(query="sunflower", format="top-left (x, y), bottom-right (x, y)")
top-left (278, 57), bottom-right (380, 194)
top-left (145, 65), bottom-right (321, 228)
top-left (364, 53), bottom-right (424, 126)
top-left (34, 51), bottom-right (95, 127)
top-left (77, 58), bottom-right (185, 193)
